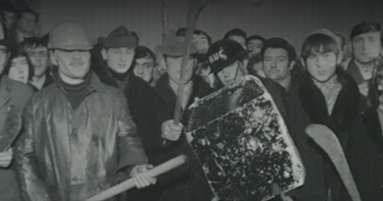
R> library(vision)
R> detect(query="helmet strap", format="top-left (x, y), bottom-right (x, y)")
top-left (310, 71), bottom-right (336, 83)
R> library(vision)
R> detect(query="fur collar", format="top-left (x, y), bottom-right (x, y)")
top-left (298, 68), bottom-right (361, 138)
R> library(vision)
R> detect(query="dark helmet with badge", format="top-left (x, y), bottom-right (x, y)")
top-left (207, 39), bottom-right (249, 74)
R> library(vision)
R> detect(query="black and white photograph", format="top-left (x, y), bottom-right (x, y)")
top-left (0, 0), bottom-right (383, 200)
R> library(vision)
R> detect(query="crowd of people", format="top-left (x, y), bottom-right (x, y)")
top-left (1, 1), bottom-right (383, 201)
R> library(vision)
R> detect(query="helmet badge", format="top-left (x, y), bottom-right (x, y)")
top-left (208, 47), bottom-right (227, 64)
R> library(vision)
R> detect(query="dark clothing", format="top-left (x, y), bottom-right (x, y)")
top-left (341, 107), bottom-right (383, 201)
top-left (283, 73), bottom-right (328, 201)
top-left (345, 59), bottom-right (365, 85)
top-left (284, 69), bottom-right (383, 201)
top-left (53, 70), bottom-right (92, 110)
top-left (155, 74), bottom-right (215, 201)
top-left (0, 76), bottom-right (35, 201)
top-left (30, 73), bottom-right (55, 92)
top-left (15, 72), bottom-right (147, 201)
top-left (156, 73), bottom-right (214, 116)
top-left (95, 65), bottom-right (175, 200)
top-left (95, 65), bottom-right (169, 163)
top-left (258, 76), bottom-right (288, 120)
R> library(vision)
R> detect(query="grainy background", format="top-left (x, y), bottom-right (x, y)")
top-left (28, 0), bottom-right (383, 51)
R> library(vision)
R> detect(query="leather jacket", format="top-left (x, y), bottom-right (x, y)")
top-left (14, 72), bottom-right (148, 201)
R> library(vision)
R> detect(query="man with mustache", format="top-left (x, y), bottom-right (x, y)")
top-left (15, 22), bottom-right (156, 201)
top-left (343, 21), bottom-right (383, 96)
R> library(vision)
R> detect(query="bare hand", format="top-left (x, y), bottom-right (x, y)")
top-left (162, 120), bottom-right (183, 141)
top-left (130, 165), bottom-right (157, 189)
top-left (0, 148), bottom-right (13, 168)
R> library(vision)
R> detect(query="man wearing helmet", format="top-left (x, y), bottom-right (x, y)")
top-left (14, 22), bottom-right (156, 201)
top-left (207, 39), bottom-right (287, 118)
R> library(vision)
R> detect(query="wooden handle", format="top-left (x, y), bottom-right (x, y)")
top-left (86, 155), bottom-right (188, 201)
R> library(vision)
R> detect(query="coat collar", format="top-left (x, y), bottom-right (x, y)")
top-left (51, 67), bottom-right (108, 93)
top-left (346, 59), bottom-right (366, 85)
top-left (298, 68), bottom-right (361, 136)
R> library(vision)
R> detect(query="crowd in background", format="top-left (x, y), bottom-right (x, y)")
top-left (1, 0), bottom-right (383, 201)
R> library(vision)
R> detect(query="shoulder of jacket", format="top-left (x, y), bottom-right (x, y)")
top-left (340, 58), bottom-right (352, 70)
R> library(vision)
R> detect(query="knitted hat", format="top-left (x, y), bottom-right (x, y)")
top-left (309, 28), bottom-right (341, 50)
top-left (156, 29), bottom-right (198, 57)
top-left (104, 26), bottom-right (137, 49)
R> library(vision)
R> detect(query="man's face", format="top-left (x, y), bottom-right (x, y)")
top-left (247, 39), bottom-right (264, 58)
top-left (217, 61), bottom-right (244, 86)
top-left (52, 49), bottom-right (90, 79)
top-left (305, 49), bottom-right (338, 82)
top-left (8, 56), bottom-right (29, 83)
top-left (25, 46), bottom-right (49, 77)
top-left (192, 34), bottom-right (209, 52)
top-left (229, 36), bottom-right (246, 50)
top-left (3, 11), bottom-right (16, 29)
top-left (103, 48), bottom-right (135, 74)
top-left (352, 32), bottom-right (382, 64)
top-left (133, 57), bottom-right (155, 82)
top-left (263, 48), bottom-right (291, 82)
top-left (165, 56), bottom-right (196, 84)
top-left (0, 45), bottom-right (8, 75)
top-left (18, 13), bottom-right (37, 34)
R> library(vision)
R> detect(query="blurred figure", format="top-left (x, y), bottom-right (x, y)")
top-left (133, 45), bottom-right (157, 86)
top-left (223, 28), bottom-right (249, 69)
top-left (90, 36), bottom-right (106, 70)
top-left (248, 53), bottom-right (265, 77)
top-left (0, 1), bottom-right (17, 36)
top-left (246, 35), bottom-right (266, 59)
top-left (5, 48), bottom-right (34, 84)
top-left (0, 24), bottom-right (34, 201)
top-left (335, 32), bottom-right (350, 60)
top-left (9, 8), bottom-right (39, 43)
top-left (223, 28), bottom-right (247, 50)
top-left (155, 33), bottom-right (214, 201)
top-left (131, 31), bottom-right (140, 44)
top-left (177, 28), bottom-right (217, 88)
top-left (177, 28), bottom-right (212, 53)
top-left (20, 37), bottom-right (53, 91)
top-left (344, 21), bottom-right (382, 96)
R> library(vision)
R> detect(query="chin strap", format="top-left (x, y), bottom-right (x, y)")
top-left (310, 71), bottom-right (336, 84)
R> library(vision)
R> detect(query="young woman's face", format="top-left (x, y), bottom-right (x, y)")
top-left (8, 56), bottom-right (30, 83)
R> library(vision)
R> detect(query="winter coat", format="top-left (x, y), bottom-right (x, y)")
top-left (340, 106), bottom-right (383, 201)
top-left (283, 73), bottom-right (328, 201)
top-left (95, 65), bottom-right (174, 200)
top-left (29, 73), bottom-right (54, 92)
top-left (155, 73), bottom-right (215, 201)
top-left (0, 76), bottom-right (34, 201)
top-left (285, 69), bottom-right (382, 201)
top-left (14, 72), bottom-right (147, 201)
